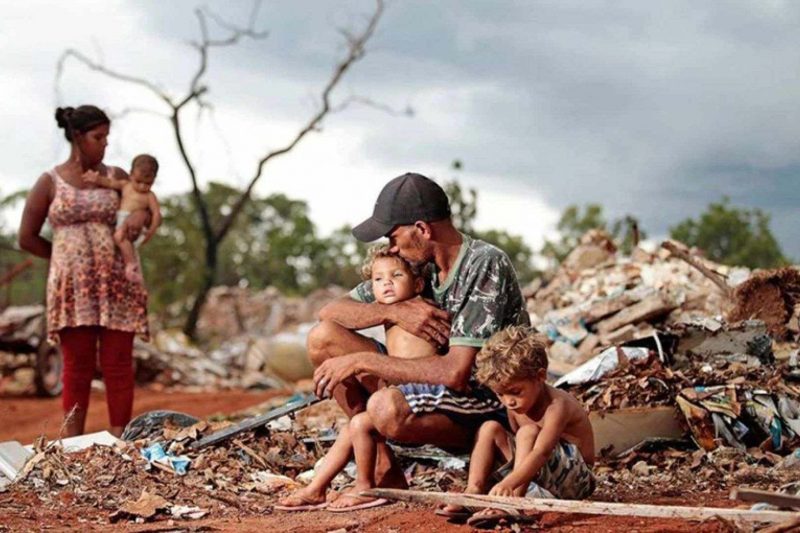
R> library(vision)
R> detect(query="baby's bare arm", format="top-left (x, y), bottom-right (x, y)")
top-left (83, 169), bottom-right (126, 190)
top-left (140, 192), bottom-right (162, 244)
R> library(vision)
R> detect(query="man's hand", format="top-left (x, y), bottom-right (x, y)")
top-left (387, 297), bottom-right (450, 347)
top-left (488, 480), bottom-right (517, 497)
top-left (313, 353), bottom-right (363, 398)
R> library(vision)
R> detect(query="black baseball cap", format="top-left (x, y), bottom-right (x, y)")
top-left (352, 172), bottom-right (452, 242)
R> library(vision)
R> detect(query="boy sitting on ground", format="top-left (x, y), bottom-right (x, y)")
top-left (84, 154), bottom-right (161, 283)
top-left (441, 326), bottom-right (595, 528)
top-left (276, 245), bottom-right (438, 512)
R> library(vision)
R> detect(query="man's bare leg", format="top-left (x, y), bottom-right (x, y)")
top-left (307, 320), bottom-right (407, 488)
top-left (366, 388), bottom-right (480, 449)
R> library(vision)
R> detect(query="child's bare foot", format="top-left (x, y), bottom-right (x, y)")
top-left (274, 486), bottom-right (328, 511)
top-left (124, 263), bottom-right (144, 283)
top-left (326, 484), bottom-right (388, 512)
top-left (436, 484), bottom-right (482, 521)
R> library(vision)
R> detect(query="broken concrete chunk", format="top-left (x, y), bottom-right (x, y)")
top-left (675, 320), bottom-right (772, 360)
top-left (596, 294), bottom-right (678, 335)
top-left (549, 341), bottom-right (582, 365)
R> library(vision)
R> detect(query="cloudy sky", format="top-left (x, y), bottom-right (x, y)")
top-left (2, 0), bottom-right (799, 257)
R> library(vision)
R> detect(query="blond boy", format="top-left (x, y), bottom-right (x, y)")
top-left (444, 326), bottom-right (595, 527)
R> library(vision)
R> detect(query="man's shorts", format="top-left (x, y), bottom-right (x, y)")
top-left (371, 339), bottom-right (504, 422)
top-left (497, 438), bottom-right (595, 500)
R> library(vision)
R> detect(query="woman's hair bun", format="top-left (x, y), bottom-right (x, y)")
top-left (55, 107), bottom-right (75, 129)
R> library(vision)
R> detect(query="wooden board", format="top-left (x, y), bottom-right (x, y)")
top-left (590, 406), bottom-right (684, 456)
top-left (364, 489), bottom-right (800, 525)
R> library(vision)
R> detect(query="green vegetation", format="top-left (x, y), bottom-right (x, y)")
top-left (1, 183), bottom-right (791, 318)
top-left (670, 197), bottom-right (788, 269)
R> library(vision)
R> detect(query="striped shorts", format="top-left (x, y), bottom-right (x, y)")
top-left (395, 382), bottom-right (504, 417)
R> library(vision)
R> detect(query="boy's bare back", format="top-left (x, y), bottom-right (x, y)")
top-left (510, 384), bottom-right (595, 464)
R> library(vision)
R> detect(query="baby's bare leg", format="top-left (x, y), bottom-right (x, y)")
top-left (114, 225), bottom-right (136, 266)
top-left (114, 218), bottom-right (143, 283)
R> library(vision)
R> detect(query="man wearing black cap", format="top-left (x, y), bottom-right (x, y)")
top-left (310, 172), bottom-right (530, 491)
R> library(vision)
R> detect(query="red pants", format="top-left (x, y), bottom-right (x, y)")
top-left (58, 327), bottom-right (135, 427)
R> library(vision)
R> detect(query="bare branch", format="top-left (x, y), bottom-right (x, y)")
top-left (339, 95), bottom-right (415, 117)
top-left (56, 49), bottom-right (174, 107)
top-left (111, 106), bottom-right (171, 120)
top-left (215, 0), bottom-right (385, 241)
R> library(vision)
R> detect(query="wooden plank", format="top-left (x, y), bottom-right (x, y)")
top-left (731, 487), bottom-right (800, 509)
top-left (595, 294), bottom-right (677, 335)
top-left (661, 240), bottom-right (732, 299)
top-left (363, 489), bottom-right (800, 524)
top-left (590, 406), bottom-right (684, 456)
top-left (189, 394), bottom-right (319, 450)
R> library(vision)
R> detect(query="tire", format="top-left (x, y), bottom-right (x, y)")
top-left (34, 342), bottom-right (63, 397)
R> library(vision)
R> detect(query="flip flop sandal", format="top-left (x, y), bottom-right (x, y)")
top-left (326, 495), bottom-right (390, 512)
top-left (466, 509), bottom-right (537, 529)
top-left (434, 506), bottom-right (474, 522)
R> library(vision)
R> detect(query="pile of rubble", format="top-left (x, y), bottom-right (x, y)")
top-left (526, 231), bottom-right (800, 367)
top-left (3, 396), bottom-right (465, 525)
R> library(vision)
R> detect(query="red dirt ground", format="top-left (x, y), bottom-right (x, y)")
top-left (0, 386), bottom-right (285, 443)
top-left (0, 389), bottom-right (757, 532)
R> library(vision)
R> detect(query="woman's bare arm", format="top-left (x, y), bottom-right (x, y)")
top-left (18, 173), bottom-right (54, 259)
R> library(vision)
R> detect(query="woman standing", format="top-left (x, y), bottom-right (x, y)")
top-left (18, 105), bottom-right (149, 437)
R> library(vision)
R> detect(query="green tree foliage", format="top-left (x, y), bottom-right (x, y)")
top-left (140, 183), bottom-right (366, 319)
top-left (669, 198), bottom-right (788, 268)
top-left (0, 189), bottom-right (48, 308)
top-left (541, 204), bottom-right (647, 263)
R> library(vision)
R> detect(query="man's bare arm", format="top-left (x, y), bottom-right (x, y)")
top-left (314, 344), bottom-right (477, 397)
top-left (319, 296), bottom-right (450, 346)
top-left (318, 296), bottom-right (394, 329)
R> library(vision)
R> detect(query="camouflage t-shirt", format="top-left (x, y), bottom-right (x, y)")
top-left (349, 233), bottom-right (530, 347)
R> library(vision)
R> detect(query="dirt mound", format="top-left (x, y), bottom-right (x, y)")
top-left (728, 267), bottom-right (800, 339)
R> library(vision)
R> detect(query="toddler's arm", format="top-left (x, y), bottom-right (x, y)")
top-left (140, 193), bottom-right (162, 244)
top-left (83, 169), bottom-right (127, 190)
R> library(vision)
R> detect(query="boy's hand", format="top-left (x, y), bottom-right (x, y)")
top-left (387, 297), bottom-right (450, 347)
top-left (488, 480), bottom-right (517, 497)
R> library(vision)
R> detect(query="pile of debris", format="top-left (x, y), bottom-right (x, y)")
top-left (4, 395), bottom-right (466, 525)
top-left (134, 285), bottom-right (346, 389)
top-left (1, 286), bottom-right (347, 393)
top-left (526, 232), bottom-right (758, 366)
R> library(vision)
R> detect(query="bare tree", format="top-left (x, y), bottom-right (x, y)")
top-left (56, 1), bottom-right (385, 338)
